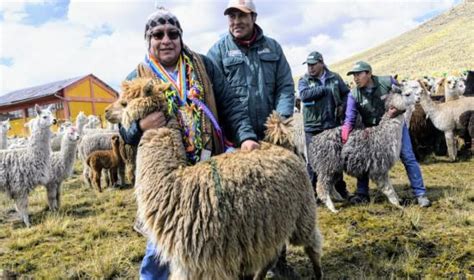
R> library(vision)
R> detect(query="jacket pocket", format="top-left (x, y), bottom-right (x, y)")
top-left (259, 53), bottom-right (278, 85)
top-left (223, 56), bottom-right (246, 87)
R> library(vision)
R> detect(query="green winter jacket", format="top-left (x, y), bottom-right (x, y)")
top-left (207, 24), bottom-right (295, 139)
top-left (298, 69), bottom-right (349, 133)
top-left (350, 75), bottom-right (393, 126)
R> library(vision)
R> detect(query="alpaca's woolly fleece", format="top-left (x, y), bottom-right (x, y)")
top-left (135, 113), bottom-right (322, 279)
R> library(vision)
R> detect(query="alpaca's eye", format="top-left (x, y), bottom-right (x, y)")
top-left (120, 101), bottom-right (127, 107)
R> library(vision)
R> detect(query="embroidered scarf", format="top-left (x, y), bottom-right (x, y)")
top-left (141, 48), bottom-right (224, 163)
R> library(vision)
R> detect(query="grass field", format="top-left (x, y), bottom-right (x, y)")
top-left (1, 155), bottom-right (473, 279)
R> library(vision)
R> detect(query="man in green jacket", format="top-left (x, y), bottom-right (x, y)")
top-left (341, 61), bottom-right (431, 207)
top-left (207, 0), bottom-right (296, 278)
top-left (298, 51), bottom-right (349, 199)
top-left (207, 0), bottom-right (295, 140)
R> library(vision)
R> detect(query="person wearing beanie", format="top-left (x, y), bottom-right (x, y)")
top-left (207, 1), bottom-right (296, 278)
top-left (121, 7), bottom-right (259, 280)
top-left (342, 61), bottom-right (431, 208)
top-left (298, 51), bottom-right (350, 200)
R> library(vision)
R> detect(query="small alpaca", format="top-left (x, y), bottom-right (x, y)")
top-left (86, 135), bottom-right (123, 192)
top-left (309, 85), bottom-right (416, 212)
top-left (45, 126), bottom-right (81, 211)
top-left (0, 105), bottom-right (56, 226)
top-left (136, 112), bottom-right (323, 279)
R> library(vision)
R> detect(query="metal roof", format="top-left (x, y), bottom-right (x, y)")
top-left (0, 75), bottom-right (88, 106)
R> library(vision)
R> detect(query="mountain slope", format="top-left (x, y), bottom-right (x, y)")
top-left (330, 2), bottom-right (474, 79)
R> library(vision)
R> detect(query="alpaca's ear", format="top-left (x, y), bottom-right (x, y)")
top-left (35, 104), bottom-right (42, 115)
top-left (143, 80), bottom-right (154, 97)
top-left (391, 84), bottom-right (402, 94)
top-left (47, 104), bottom-right (54, 111)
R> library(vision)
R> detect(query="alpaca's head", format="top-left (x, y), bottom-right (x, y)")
top-left (76, 111), bottom-right (88, 127)
top-left (58, 120), bottom-right (73, 133)
top-left (31, 104), bottom-right (57, 131)
top-left (64, 126), bottom-right (81, 142)
top-left (383, 84), bottom-right (417, 113)
top-left (263, 111), bottom-right (295, 151)
top-left (446, 76), bottom-right (465, 94)
top-left (111, 135), bottom-right (121, 148)
top-left (0, 119), bottom-right (10, 134)
top-left (86, 115), bottom-right (101, 128)
top-left (400, 80), bottom-right (423, 103)
top-left (105, 78), bottom-right (170, 124)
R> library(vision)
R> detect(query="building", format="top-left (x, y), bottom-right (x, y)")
top-left (0, 74), bottom-right (118, 136)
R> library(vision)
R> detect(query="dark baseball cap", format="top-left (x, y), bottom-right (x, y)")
top-left (347, 61), bottom-right (372, 75)
top-left (302, 51), bottom-right (323, 65)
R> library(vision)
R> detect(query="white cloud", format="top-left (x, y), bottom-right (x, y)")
top-left (0, 0), bottom-right (459, 95)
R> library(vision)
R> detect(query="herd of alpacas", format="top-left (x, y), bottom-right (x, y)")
top-left (0, 70), bottom-right (473, 278)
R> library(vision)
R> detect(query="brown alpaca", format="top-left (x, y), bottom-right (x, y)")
top-left (86, 135), bottom-right (123, 192)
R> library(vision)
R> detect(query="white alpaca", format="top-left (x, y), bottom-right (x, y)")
top-left (444, 76), bottom-right (466, 102)
top-left (0, 105), bottom-right (56, 226)
top-left (0, 119), bottom-right (11, 150)
top-left (45, 126), bottom-right (81, 211)
top-left (418, 80), bottom-right (474, 161)
top-left (84, 115), bottom-right (101, 129)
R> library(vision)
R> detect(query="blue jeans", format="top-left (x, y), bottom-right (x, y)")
top-left (139, 240), bottom-right (170, 280)
top-left (355, 123), bottom-right (426, 197)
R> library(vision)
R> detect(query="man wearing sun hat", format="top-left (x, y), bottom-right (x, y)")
top-left (342, 61), bottom-right (431, 208)
top-left (207, 0), bottom-right (295, 140)
top-left (207, 1), bottom-right (297, 278)
top-left (299, 51), bottom-right (350, 200)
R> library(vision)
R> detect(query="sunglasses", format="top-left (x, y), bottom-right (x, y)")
top-left (150, 30), bottom-right (181, 40)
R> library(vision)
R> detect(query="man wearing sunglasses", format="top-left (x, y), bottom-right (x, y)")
top-left (119, 8), bottom-right (259, 280)
top-left (207, 1), bottom-right (296, 279)
top-left (298, 51), bottom-right (350, 201)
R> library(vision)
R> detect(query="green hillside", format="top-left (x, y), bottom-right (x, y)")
top-left (330, 2), bottom-right (474, 79)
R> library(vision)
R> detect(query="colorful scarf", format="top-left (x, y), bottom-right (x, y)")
top-left (146, 52), bottom-right (206, 163)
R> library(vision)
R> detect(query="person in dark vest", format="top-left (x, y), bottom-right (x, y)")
top-left (207, 0), bottom-right (297, 278)
top-left (298, 51), bottom-right (349, 199)
top-left (341, 61), bottom-right (431, 207)
top-left (120, 7), bottom-right (259, 280)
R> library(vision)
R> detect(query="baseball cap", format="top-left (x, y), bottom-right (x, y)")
top-left (224, 0), bottom-right (257, 15)
top-left (302, 51), bottom-right (323, 65)
top-left (347, 61), bottom-right (372, 75)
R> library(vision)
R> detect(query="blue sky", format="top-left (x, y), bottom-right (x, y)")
top-left (0, 0), bottom-right (462, 95)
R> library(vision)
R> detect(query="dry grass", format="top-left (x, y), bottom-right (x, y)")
top-left (0, 157), bottom-right (473, 279)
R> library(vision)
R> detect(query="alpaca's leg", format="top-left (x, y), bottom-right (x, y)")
top-left (103, 169), bottom-right (111, 188)
top-left (14, 195), bottom-right (30, 227)
top-left (46, 182), bottom-right (59, 211)
top-left (445, 130), bottom-right (457, 161)
top-left (304, 242), bottom-right (323, 280)
top-left (56, 183), bottom-right (62, 209)
top-left (110, 168), bottom-right (118, 188)
top-left (253, 257), bottom-right (278, 280)
top-left (126, 161), bottom-right (136, 186)
top-left (93, 169), bottom-right (102, 192)
top-left (375, 175), bottom-right (402, 209)
top-left (316, 179), bottom-right (338, 213)
top-left (117, 162), bottom-right (126, 186)
top-left (83, 161), bottom-right (92, 188)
